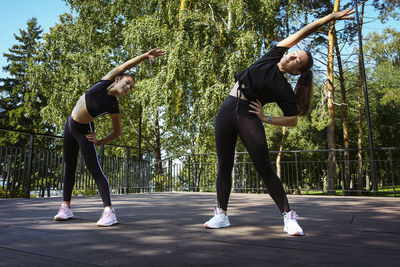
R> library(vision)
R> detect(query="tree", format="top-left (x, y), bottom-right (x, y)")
top-left (0, 18), bottom-right (50, 146)
top-left (364, 28), bottom-right (400, 148)
top-left (373, 0), bottom-right (400, 22)
top-left (29, 0), bottom-right (283, 167)
top-left (356, 1), bottom-right (366, 194)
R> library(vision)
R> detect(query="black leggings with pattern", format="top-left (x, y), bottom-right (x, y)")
top-left (62, 116), bottom-right (112, 207)
top-left (215, 95), bottom-right (290, 213)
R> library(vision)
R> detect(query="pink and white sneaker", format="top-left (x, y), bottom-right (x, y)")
top-left (204, 206), bottom-right (231, 229)
top-left (97, 207), bottom-right (117, 227)
top-left (54, 203), bottom-right (74, 221)
top-left (283, 210), bottom-right (304, 236)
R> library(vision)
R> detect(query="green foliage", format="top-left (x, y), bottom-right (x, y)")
top-left (0, 18), bottom-right (54, 147)
top-left (373, 0), bottom-right (400, 22)
top-left (363, 28), bottom-right (400, 148)
top-left (28, 0), bottom-right (285, 158)
top-left (72, 188), bottom-right (98, 196)
top-left (0, 187), bottom-right (36, 198)
top-left (3, 0), bottom-right (399, 165)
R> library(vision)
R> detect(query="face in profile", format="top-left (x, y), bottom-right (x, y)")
top-left (279, 50), bottom-right (309, 75)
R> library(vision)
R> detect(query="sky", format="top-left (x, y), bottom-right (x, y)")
top-left (0, 1), bottom-right (399, 79)
top-left (0, 0), bottom-right (70, 78)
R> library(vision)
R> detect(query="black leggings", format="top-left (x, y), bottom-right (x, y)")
top-left (215, 95), bottom-right (290, 213)
top-left (62, 116), bottom-right (112, 207)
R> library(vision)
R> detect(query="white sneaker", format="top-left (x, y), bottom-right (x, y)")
top-left (204, 206), bottom-right (231, 229)
top-left (97, 207), bottom-right (117, 227)
top-left (54, 203), bottom-right (74, 221)
top-left (283, 210), bottom-right (304, 236)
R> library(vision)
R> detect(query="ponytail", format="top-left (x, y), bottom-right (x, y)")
top-left (295, 51), bottom-right (313, 116)
top-left (295, 69), bottom-right (313, 116)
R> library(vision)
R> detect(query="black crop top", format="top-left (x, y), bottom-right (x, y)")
top-left (234, 46), bottom-right (299, 116)
top-left (85, 80), bottom-right (120, 118)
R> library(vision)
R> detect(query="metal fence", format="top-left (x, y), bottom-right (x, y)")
top-left (0, 128), bottom-right (151, 198)
top-left (144, 148), bottom-right (400, 196)
top-left (1, 129), bottom-right (399, 198)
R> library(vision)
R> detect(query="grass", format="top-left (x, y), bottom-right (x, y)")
top-left (299, 186), bottom-right (400, 197)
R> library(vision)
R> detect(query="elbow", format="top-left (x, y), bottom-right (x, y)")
top-left (114, 129), bottom-right (122, 138)
top-left (289, 116), bottom-right (298, 127)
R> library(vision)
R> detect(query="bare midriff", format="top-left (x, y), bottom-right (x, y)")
top-left (228, 81), bottom-right (248, 101)
top-left (70, 94), bottom-right (94, 124)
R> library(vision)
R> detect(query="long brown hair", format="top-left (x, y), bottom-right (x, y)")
top-left (294, 51), bottom-right (313, 116)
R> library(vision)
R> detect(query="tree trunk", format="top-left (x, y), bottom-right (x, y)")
top-left (357, 2), bottom-right (366, 195)
top-left (357, 77), bottom-right (364, 195)
top-left (180, 0), bottom-right (186, 11)
top-left (276, 5), bottom-right (290, 180)
top-left (334, 28), bottom-right (350, 195)
top-left (233, 145), bottom-right (239, 192)
top-left (242, 149), bottom-right (248, 193)
top-left (325, 0), bottom-right (340, 195)
top-left (276, 127), bottom-right (287, 178)
top-left (122, 106), bottom-right (161, 171)
top-left (153, 110), bottom-right (163, 175)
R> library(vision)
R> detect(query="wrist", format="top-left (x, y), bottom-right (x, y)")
top-left (266, 115), bottom-right (272, 124)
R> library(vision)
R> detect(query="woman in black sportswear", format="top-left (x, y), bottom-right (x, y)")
top-left (204, 8), bottom-right (355, 235)
top-left (54, 48), bottom-right (166, 226)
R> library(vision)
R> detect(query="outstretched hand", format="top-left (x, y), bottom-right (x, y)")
top-left (147, 48), bottom-right (166, 62)
top-left (332, 7), bottom-right (356, 21)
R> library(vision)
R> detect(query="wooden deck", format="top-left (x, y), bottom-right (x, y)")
top-left (1, 192), bottom-right (399, 266)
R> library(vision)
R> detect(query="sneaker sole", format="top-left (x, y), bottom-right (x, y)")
top-left (204, 223), bottom-right (231, 229)
top-left (97, 220), bottom-right (118, 227)
top-left (54, 215), bottom-right (73, 221)
top-left (288, 231), bottom-right (304, 236)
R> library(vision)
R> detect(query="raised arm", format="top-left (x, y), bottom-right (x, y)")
top-left (102, 48), bottom-right (166, 81)
top-left (277, 8), bottom-right (355, 48)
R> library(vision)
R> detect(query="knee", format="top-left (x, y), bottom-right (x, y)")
top-left (89, 169), bottom-right (105, 180)
top-left (84, 162), bottom-right (104, 178)
top-left (253, 160), bottom-right (275, 176)
top-left (217, 165), bottom-right (234, 178)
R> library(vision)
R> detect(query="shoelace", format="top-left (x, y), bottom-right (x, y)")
top-left (283, 211), bottom-right (298, 220)
top-left (100, 210), bottom-right (113, 219)
top-left (59, 205), bottom-right (68, 213)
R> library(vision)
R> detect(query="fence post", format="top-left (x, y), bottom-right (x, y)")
top-left (25, 134), bottom-right (34, 198)
top-left (389, 149), bottom-right (396, 197)
top-left (125, 147), bottom-right (130, 194)
top-left (295, 152), bottom-right (300, 194)
top-left (188, 155), bottom-right (191, 192)
top-left (339, 151), bottom-right (345, 196)
top-left (147, 156), bottom-right (151, 192)
top-left (169, 157), bottom-right (173, 192)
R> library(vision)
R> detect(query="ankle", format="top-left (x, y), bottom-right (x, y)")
top-left (63, 201), bottom-right (71, 209)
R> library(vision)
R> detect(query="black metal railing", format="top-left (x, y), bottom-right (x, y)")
top-left (1, 128), bottom-right (399, 198)
top-left (0, 128), bottom-right (151, 198)
top-left (142, 148), bottom-right (399, 196)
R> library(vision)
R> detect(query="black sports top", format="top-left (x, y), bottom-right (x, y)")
top-left (234, 45), bottom-right (299, 116)
top-left (85, 80), bottom-right (120, 118)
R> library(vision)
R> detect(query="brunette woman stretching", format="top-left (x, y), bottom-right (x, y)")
top-left (54, 48), bottom-right (165, 226)
top-left (204, 9), bottom-right (355, 235)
